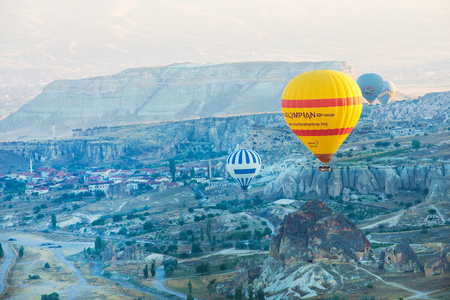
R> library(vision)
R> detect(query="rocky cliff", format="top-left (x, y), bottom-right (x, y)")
top-left (0, 61), bottom-right (356, 140)
top-left (269, 200), bottom-right (371, 270)
top-left (264, 164), bottom-right (449, 197)
top-left (379, 239), bottom-right (423, 273)
top-left (251, 200), bottom-right (375, 299)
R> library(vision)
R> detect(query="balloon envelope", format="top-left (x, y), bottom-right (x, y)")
top-left (226, 149), bottom-right (261, 191)
top-left (377, 80), bottom-right (396, 105)
top-left (357, 73), bottom-right (384, 103)
top-left (281, 70), bottom-right (363, 163)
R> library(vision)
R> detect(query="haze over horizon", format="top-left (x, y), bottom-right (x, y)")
top-left (1, 0), bottom-right (450, 116)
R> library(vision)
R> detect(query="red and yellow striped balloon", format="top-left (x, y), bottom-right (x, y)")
top-left (281, 70), bottom-right (363, 163)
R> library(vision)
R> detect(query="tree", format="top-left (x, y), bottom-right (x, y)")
top-left (188, 280), bottom-right (192, 295)
top-left (235, 287), bottom-right (243, 300)
top-left (19, 246), bottom-right (24, 259)
top-left (179, 231), bottom-right (188, 241)
top-left (412, 140), bottom-right (421, 149)
top-left (206, 217), bottom-right (212, 242)
top-left (143, 221), bottom-right (154, 231)
top-left (41, 292), bottom-right (60, 300)
top-left (190, 168), bottom-right (195, 178)
top-left (191, 243), bottom-right (202, 254)
top-left (112, 214), bottom-right (122, 222)
top-left (248, 286), bottom-right (254, 300)
top-left (143, 264), bottom-right (149, 278)
top-left (166, 244), bottom-right (178, 254)
top-left (95, 190), bottom-right (106, 200)
top-left (257, 288), bottom-right (265, 300)
top-left (151, 260), bottom-right (156, 277)
top-left (195, 262), bottom-right (210, 275)
top-left (51, 213), bottom-right (57, 229)
top-left (0, 243), bottom-right (4, 259)
top-left (44, 263), bottom-right (51, 269)
top-left (169, 158), bottom-right (176, 182)
top-left (95, 237), bottom-right (106, 252)
top-left (428, 209), bottom-right (437, 215)
top-left (187, 295), bottom-right (194, 300)
top-left (118, 227), bottom-right (128, 236)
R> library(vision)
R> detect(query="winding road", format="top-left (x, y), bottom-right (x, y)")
top-left (0, 243), bottom-right (15, 297)
top-left (0, 234), bottom-right (195, 299)
top-left (353, 264), bottom-right (444, 300)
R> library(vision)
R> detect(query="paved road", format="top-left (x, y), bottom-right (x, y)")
top-left (257, 216), bottom-right (275, 235)
top-left (153, 266), bottom-right (200, 300)
top-left (0, 243), bottom-right (15, 297)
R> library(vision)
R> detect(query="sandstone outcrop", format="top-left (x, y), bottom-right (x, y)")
top-left (118, 245), bottom-right (141, 261)
top-left (234, 259), bottom-right (261, 289)
top-left (251, 201), bottom-right (379, 299)
top-left (102, 242), bottom-right (117, 262)
top-left (269, 200), bottom-right (371, 270)
top-left (426, 178), bottom-right (450, 203)
top-left (424, 248), bottom-right (450, 276)
top-left (379, 239), bottom-right (422, 273)
top-left (264, 164), bottom-right (449, 198)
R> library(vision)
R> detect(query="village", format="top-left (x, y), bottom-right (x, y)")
top-left (0, 159), bottom-right (230, 200)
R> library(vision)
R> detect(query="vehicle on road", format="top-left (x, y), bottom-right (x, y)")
top-left (7, 238), bottom-right (17, 241)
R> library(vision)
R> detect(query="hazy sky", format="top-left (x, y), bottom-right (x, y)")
top-left (1, 0), bottom-right (450, 84)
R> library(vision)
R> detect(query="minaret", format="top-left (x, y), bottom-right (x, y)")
top-left (30, 158), bottom-right (33, 174)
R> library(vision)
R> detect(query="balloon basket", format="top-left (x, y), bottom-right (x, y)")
top-left (318, 164), bottom-right (331, 172)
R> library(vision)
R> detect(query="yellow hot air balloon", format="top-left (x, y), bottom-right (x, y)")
top-left (281, 70), bottom-right (363, 171)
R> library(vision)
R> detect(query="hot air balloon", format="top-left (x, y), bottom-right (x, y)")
top-left (281, 70), bottom-right (363, 171)
top-left (226, 149), bottom-right (261, 191)
top-left (357, 73), bottom-right (384, 104)
top-left (377, 80), bottom-right (396, 105)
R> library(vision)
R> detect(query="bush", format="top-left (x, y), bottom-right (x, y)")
top-left (143, 221), bottom-right (154, 231)
top-left (92, 218), bottom-right (105, 226)
top-left (118, 227), bottom-right (128, 236)
top-left (191, 243), bottom-right (202, 254)
top-left (41, 292), bottom-right (60, 300)
top-left (235, 241), bottom-right (247, 249)
top-left (112, 215), bottom-right (122, 222)
top-left (28, 274), bottom-right (41, 280)
top-left (195, 262), bottom-right (210, 275)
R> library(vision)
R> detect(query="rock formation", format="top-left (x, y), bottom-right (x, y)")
top-left (251, 200), bottom-right (377, 299)
top-left (0, 61), bottom-right (355, 140)
top-left (102, 242), bottom-right (117, 262)
top-left (234, 259), bottom-right (261, 289)
top-left (264, 164), bottom-right (449, 198)
top-left (119, 245), bottom-right (141, 261)
top-left (424, 248), bottom-right (450, 276)
top-left (426, 178), bottom-right (450, 203)
top-left (379, 239), bottom-right (423, 273)
top-left (270, 200), bottom-right (371, 270)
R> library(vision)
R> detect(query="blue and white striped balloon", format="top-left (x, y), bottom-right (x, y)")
top-left (226, 149), bottom-right (261, 191)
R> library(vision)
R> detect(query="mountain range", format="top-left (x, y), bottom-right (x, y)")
top-left (0, 61), bottom-right (410, 141)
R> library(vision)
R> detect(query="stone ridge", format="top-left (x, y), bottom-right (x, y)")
top-left (270, 200), bottom-right (371, 270)
top-left (0, 61), bottom-right (354, 140)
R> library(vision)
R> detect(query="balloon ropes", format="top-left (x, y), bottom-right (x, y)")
top-left (377, 80), bottom-right (396, 105)
top-left (281, 70), bottom-right (363, 172)
top-left (226, 149), bottom-right (261, 192)
top-left (357, 73), bottom-right (384, 104)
